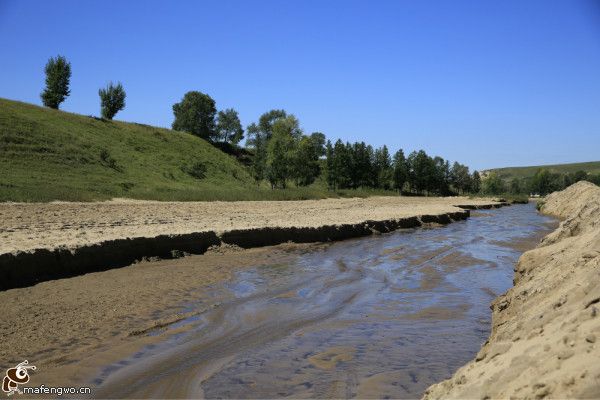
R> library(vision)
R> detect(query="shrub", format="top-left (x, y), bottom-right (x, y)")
top-left (181, 161), bottom-right (207, 179)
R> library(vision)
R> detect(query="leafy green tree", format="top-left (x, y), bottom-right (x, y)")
top-left (572, 170), bottom-right (588, 183)
top-left (509, 178), bottom-right (522, 194)
top-left (41, 55), bottom-right (71, 109)
top-left (246, 109), bottom-right (288, 148)
top-left (172, 91), bottom-right (217, 140)
top-left (481, 172), bottom-right (505, 195)
top-left (587, 174), bottom-right (600, 186)
top-left (98, 82), bottom-right (126, 120)
top-left (471, 171), bottom-right (481, 193)
top-left (215, 108), bottom-right (244, 144)
top-left (530, 169), bottom-right (554, 195)
top-left (432, 156), bottom-right (450, 195)
top-left (374, 145), bottom-right (393, 189)
top-left (265, 116), bottom-right (299, 188)
top-left (407, 150), bottom-right (436, 194)
top-left (351, 142), bottom-right (373, 188)
top-left (309, 132), bottom-right (326, 157)
top-left (450, 162), bottom-right (471, 194)
top-left (333, 140), bottom-right (352, 189)
top-left (325, 140), bottom-right (335, 189)
top-left (392, 149), bottom-right (408, 193)
top-left (246, 109), bottom-right (288, 183)
top-left (292, 135), bottom-right (321, 186)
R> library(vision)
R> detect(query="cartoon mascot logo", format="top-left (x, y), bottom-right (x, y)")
top-left (2, 361), bottom-right (36, 396)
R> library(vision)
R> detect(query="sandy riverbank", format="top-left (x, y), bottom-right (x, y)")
top-left (0, 196), bottom-right (502, 253)
top-left (0, 196), bottom-right (505, 290)
top-left (0, 195), bottom-right (506, 390)
top-left (424, 181), bottom-right (600, 399)
top-left (0, 243), bottom-right (315, 386)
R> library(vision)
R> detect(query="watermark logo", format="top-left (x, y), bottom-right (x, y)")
top-left (2, 361), bottom-right (36, 396)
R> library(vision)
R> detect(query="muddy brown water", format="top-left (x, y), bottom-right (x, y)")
top-left (90, 204), bottom-right (556, 399)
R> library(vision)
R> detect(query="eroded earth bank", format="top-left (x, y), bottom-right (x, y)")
top-left (424, 181), bottom-right (600, 399)
top-left (0, 196), bottom-right (504, 290)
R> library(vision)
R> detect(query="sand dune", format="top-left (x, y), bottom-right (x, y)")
top-left (424, 181), bottom-right (600, 399)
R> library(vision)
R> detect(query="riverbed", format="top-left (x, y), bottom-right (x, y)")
top-left (83, 204), bottom-right (555, 398)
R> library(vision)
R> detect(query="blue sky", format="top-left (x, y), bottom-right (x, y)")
top-left (1, 0), bottom-right (599, 170)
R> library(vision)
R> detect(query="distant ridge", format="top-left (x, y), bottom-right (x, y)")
top-left (482, 160), bottom-right (600, 180)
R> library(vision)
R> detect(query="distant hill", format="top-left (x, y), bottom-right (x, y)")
top-left (482, 161), bottom-right (600, 181)
top-left (0, 98), bottom-right (338, 202)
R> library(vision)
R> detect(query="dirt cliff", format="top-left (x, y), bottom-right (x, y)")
top-left (424, 181), bottom-right (600, 399)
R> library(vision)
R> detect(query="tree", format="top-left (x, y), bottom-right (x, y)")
top-left (374, 145), bottom-right (393, 189)
top-left (530, 169), bottom-right (554, 195)
top-left (172, 91), bottom-right (217, 140)
top-left (325, 140), bottom-right (335, 189)
top-left (246, 109), bottom-right (288, 148)
top-left (509, 178), bottom-right (522, 194)
top-left (450, 162), bottom-right (471, 194)
top-left (572, 170), bottom-right (588, 183)
top-left (98, 82), bottom-right (126, 120)
top-left (332, 140), bottom-right (352, 189)
top-left (407, 150), bottom-right (436, 194)
top-left (481, 172), bottom-right (505, 195)
top-left (215, 108), bottom-right (244, 144)
top-left (41, 55), bottom-right (71, 109)
top-left (471, 171), bottom-right (481, 193)
top-left (246, 109), bottom-right (288, 183)
top-left (309, 132), bottom-right (326, 157)
top-left (392, 149), bottom-right (408, 193)
top-left (432, 156), bottom-right (450, 195)
top-left (291, 135), bottom-right (321, 186)
top-left (265, 116), bottom-right (299, 188)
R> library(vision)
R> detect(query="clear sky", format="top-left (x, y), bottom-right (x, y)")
top-left (1, 0), bottom-right (599, 170)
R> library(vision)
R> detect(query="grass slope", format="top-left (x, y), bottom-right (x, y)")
top-left (0, 98), bottom-right (393, 202)
top-left (485, 161), bottom-right (600, 181)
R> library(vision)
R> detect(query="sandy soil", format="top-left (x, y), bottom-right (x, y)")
top-left (0, 243), bottom-right (315, 385)
top-left (424, 181), bottom-right (600, 399)
top-left (0, 196), bottom-right (500, 254)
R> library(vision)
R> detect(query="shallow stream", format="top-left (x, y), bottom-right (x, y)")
top-left (93, 204), bottom-right (556, 398)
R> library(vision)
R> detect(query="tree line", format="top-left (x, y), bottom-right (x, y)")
top-left (481, 169), bottom-right (600, 196)
top-left (325, 142), bottom-right (479, 195)
top-left (40, 55), bottom-right (598, 196)
top-left (38, 56), bottom-right (482, 194)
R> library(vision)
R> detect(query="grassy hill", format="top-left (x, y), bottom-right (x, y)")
top-left (484, 161), bottom-right (600, 181)
top-left (0, 98), bottom-right (362, 202)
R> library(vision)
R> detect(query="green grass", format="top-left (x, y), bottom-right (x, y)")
top-left (0, 98), bottom-right (399, 202)
top-left (484, 161), bottom-right (600, 181)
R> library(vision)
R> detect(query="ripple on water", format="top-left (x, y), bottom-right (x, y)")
top-left (93, 203), bottom-right (557, 399)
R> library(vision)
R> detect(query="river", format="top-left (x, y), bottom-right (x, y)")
top-left (92, 203), bottom-right (556, 399)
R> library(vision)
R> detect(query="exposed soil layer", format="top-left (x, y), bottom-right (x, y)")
top-left (0, 197), bottom-right (506, 290)
top-left (424, 181), bottom-right (600, 399)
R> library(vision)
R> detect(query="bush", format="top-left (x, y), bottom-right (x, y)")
top-left (99, 149), bottom-right (122, 172)
top-left (181, 161), bottom-right (207, 179)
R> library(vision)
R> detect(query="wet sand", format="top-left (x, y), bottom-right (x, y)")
top-left (0, 243), bottom-right (316, 388)
top-left (1, 204), bottom-right (556, 398)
